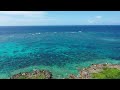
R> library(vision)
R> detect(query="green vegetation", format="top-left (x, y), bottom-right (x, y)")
top-left (92, 68), bottom-right (120, 79)
top-left (31, 73), bottom-right (46, 79)
top-left (11, 64), bottom-right (120, 79)
top-left (16, 76), bottom-right (29, 79)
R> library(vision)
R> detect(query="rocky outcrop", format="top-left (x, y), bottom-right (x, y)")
top-left (10, 63), bottom-right (120, 79)
top-left (10, 70), bottom-right (52, 79)
top-left (68, 63), bottom-right (120, 79)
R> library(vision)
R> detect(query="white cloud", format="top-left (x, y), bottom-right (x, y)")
top-left (96, 15), bottom-right (102, 19)
top-left (0, 11), bottom-right (56, 26)
top-left (88, 15), bottom-right (102, 24)
top-left (0, 11), bottom-right (46, 16)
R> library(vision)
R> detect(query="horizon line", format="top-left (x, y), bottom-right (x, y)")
top-left (0, 25), bottom-right (120, 26)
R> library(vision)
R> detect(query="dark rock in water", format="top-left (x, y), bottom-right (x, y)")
top-left (21, 49), bottom-right (26, 52)
top-left (10, 70), bottom-right (52, 79)
top-left (3, 51), bottom-right (7, 53)
top-left (13, 50), bottom-right (19, 53)
top-left (68, 74), bottom-right (78, 79)
top-left (109, 56), bottom-right (120, 60)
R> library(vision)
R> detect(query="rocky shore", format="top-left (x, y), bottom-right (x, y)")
top-left (10, 70), bottom-right (52, 79)
top-left (10, 63), bottom-right (120, 79)
top-left (68, 63), bottom-right (120, 79)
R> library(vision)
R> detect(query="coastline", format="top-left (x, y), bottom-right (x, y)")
top-left (0, 58), bottom-right (120, 79)
top-left (10, 63), bottom-right (120, 79)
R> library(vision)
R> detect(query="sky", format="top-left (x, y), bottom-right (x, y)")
top-left (0, 11), bottom-right (120, 26)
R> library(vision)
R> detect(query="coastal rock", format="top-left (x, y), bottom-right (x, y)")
top-left (10, 63), bottom-right (120, 79)
top-left (69, 74), bottom-right (78, 79)
top-left (68, 63), bottom-right (120, 79)
top-left (10, 70), bottom-right (52, 79)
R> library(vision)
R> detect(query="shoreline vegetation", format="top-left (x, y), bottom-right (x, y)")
top-left (10, 63), bottom-right (120, 79)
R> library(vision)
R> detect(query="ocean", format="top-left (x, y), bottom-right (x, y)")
top-left (0, 25), bottom-right (120, 79)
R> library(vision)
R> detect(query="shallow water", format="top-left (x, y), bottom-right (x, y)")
top-left (0, 26), bottom-right (120, 78)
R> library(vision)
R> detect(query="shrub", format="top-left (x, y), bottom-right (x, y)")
top-left (92, 68), bottom-right (120, 79)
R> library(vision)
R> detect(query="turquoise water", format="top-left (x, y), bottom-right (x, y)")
top-left (0, 26), bottom-right (120, 78)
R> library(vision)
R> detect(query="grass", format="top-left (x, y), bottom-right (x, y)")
top-left (31, 73), bottom-right (46, 79)
top-left (91, 68), bottom-right (120, 79)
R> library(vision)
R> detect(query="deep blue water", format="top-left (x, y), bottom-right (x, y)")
top-left (0, 25), bottom-right (120, 78)
top-left (0, 25), bottom-right (120, 34)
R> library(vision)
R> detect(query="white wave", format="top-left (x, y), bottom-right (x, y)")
top-left (9, 35), bottom-right (14, 37)
top-left (78, 31), bottom-right (82, 33)
top-left (32, 34), bottom-right (35, 35)
top-left (68, 31), bottom-right (82, 33)
top-left (35, 33), bottom-right (41, 35)
top-left (101, 38), bottom-right (119, 42)
top-left (31, 33), bottom-right (41, 36)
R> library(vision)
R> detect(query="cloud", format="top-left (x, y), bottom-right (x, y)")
top-left (0, 11), bottom-right (46, 17)
top-left (88, 15), bottom-right (102, 24)
top-left (0, 11), bottom-right (56, 26)
top-left (95, 16), bottom-right (102, 19)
